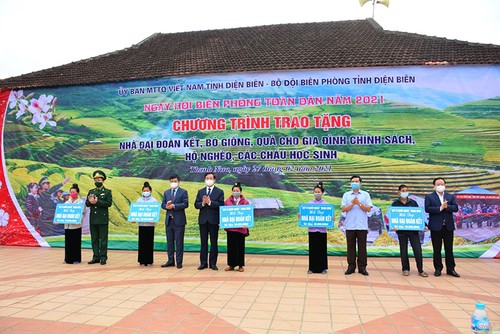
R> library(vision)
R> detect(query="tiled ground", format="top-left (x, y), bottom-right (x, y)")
top-left (0, 246), bottom-right (498, 333)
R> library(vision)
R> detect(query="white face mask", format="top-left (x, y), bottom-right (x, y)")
top-left (142, 191), bottom-right (151, 197)
top-left (232, 192), bottom-right (241, 198)
top-left (205, 179), bottom-right (214, 187)
top-left (170, 182), bottom-right (178, 189)
top-left (435, 185), bottom-right (445, 193)
top-left (400, 192), bottom-right (409, 198)
top-left (314, 193), bottom-right (322, 199)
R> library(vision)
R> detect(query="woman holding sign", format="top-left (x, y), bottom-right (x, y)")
top-left (136, 182), bottom-right (158, 266)
top-left (307, 182), bottom-right (329, 274)
top-left (64, 184), bottom-right (86, 264)
top-left (391, 184), bottom-right (428, 277)
top-left (224, 182), bottom-right (249, 272)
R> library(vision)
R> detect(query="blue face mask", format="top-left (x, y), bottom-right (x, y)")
top-left (351, 182), bottom-right (360, 190)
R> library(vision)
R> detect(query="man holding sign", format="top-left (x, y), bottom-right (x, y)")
top-left (390, 185), bottom-right (428, 277)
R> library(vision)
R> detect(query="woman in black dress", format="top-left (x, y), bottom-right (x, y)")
top-left (307, 182), bottom-right (329, 274)
top-left (64, 184), bottom-right (85, 264)
top-left (136, 182), bottom-right (157, 266)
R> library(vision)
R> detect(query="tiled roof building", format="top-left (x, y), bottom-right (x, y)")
top-left (1, 19), bottom-right (499, 89)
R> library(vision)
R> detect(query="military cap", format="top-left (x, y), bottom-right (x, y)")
top-left (38, 176), bottom-right (50, 186)
top-left (92, 170), bottom-right (107, 180)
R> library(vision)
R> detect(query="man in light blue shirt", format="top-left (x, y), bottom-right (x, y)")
top-left (341, 175), bottom-right (373, 276)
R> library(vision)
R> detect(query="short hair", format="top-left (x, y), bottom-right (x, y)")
top-left (169, 175), bottom-right (180, 181)
top-left (314, 181), bottom-right (324, 193)
top-left (232, 182), bottom-right (242, 191)
top-left (433, 177), bottom-right (446, 185)
top-left (204, 172), bottom-right (216, 180)
top-left (398, 184), bottom-right (408, 191)
top-left (350, 175), bottom-right (362, 182)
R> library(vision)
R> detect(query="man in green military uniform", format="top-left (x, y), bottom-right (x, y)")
top-left (86, 170), bottom-right (113, 265)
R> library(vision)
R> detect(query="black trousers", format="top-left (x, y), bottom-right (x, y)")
top-left (346, 230), bottom-right (368, 270)
top-left (227, 231), bottom-right (246, 267)
top-left (199, 223), bottom-right (219, 267)
top-left (166, 222), bottom-right (185, 265)
top-left (138, 226), bottom-right (155, 265)
top-left (397, 231), bottom-right (423, 273)
top-left (64, 228), bottom-right (81, 264)
top-left (431, 226), bottom-right (455, 272)
top-left (308, 232), bottom-right (328, 273)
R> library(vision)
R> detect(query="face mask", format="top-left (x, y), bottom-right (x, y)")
top-left (351, 182), bottom-right (360, 190)
top-left (314, 193), bottom-right (322, 200)
top-left (170, 182), bottom-right (178, 189)
top-left (94, 182), bottom-right (103, 188)
top-left (436, 185), bottom-right (445, 192)
top-left (400, 192), bottom-right (409, 198)
top-left (232, 192), bottom-right (241, 198)
top-left (205, 179), bottom-right (214, 187)
top-left (70, 193), bottom-right (78, 199)
top-left (142, 191), bottom-right (151, 197)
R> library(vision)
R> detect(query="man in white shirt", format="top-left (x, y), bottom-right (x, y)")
top-left (341, 175), bottom-right (373, 276)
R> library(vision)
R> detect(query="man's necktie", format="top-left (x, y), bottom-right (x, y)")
top-left (207, 188), bottom-right (211, 196)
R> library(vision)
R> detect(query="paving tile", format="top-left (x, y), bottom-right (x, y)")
top-left (0, 246), bottom-right (499, 334)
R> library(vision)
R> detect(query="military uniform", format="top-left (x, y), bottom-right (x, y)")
top-left (85, 170), bottom-right (112, 263)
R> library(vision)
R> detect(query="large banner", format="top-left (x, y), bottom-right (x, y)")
top-left (1, 65), bottom-right (499, 258)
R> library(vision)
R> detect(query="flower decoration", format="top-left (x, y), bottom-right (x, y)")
top-left (7, 90), bottom-right (58, 130)
top-left (0, 209), bottom-right (9, 227)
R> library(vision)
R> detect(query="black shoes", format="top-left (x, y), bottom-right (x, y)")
top-left (210, 265), bottom-right (218, 271)
top-left (161, 262), bottom-right (175, 268)
top-left (100, 260), bottom-right (106, 265)
top-left (177, 264), bottom-right (183, 269)
top-left (88, 259), bottom-right (99, 264)
top-left (359, 269), bottom-right (369, 276)
top-left (197, 264), bottom-right (208, 270)
top-left (447, 270), bottom-right (460, 278)
top-left (435, 269), bottom-right (460, 277)
top-left (345, 268), bottom-right (368, 276)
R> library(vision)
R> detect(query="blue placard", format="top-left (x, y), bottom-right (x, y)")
top-left (53, 203), bottom-right (85, 225)
top-left (220, 205), bottom-right (254, 228)
top-left (299, 204), bottom-right (334, 228)
top-left (387, 206), bottom-right (426, 231)
top-left (128, 202), bottom-right (161, 223)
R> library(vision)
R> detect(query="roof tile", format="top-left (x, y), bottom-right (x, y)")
top-left (1, 19), bottom-right (499, 89)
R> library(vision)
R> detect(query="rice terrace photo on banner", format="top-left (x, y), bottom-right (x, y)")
top-left (0, 64), bottom-right (499, 258)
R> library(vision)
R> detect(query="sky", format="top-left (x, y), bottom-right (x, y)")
top-left (0, 0), bottom-right (499, 79)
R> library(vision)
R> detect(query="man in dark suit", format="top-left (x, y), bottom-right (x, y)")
top-left (161, 175), bottom-right (189, 269)
top-left (194, 172), bottom-right (224, 270)
top-left (85, 170), bottom-right (113, 265)
top-left (424, 177), bottom-right (460, 278)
